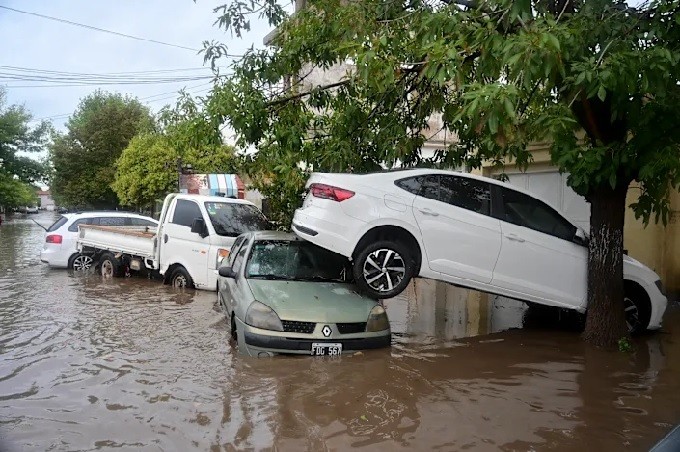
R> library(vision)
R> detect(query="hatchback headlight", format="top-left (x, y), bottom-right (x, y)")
top-left (366, 305), bottom-right (390, 332)
top-left (245, 301), bottom-right (284, 331)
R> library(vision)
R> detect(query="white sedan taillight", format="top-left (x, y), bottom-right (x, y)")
top-left (309, 183), bottom-right (355, 202)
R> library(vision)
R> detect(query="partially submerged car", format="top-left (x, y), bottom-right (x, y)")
top-left (292, 169), bottom-right (667, 333)
top-left (217, 231), bottom-right (391, 356)
top-left (41, 212), bottom-right (158, 270)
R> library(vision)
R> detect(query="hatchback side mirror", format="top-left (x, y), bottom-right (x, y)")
top-left (574, 227), bottom-right (588, 246)
top-left (219, 266), bottom-right (236, 278)
top-left (190, 218), bottom-right (208, 238)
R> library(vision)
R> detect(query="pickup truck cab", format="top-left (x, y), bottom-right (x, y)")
top-left (77, 193), bottom-right (271, 291)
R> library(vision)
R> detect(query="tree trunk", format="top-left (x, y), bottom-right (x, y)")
top-left (582, 183), bottom-right (629, 347)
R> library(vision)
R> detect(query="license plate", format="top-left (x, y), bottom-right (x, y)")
top-left (311, 343), bottom-right (342, 356)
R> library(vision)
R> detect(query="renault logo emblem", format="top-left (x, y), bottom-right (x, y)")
top-left (322, 325), bottom-right (332, 337)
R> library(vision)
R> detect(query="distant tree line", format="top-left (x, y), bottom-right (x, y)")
top-left (0, 88), bottom-right (46, 211)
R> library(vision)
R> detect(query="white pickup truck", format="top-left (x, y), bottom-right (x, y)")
top-left (76, 193), bottom-right (271, 291)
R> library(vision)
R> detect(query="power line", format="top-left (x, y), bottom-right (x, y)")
top-left (138, 82), bottom-right (214, 101)
top-left (144, 87), bottom-right (214, 105)
top-left (3, 76), bottom-right (213, 88)
top-left (0, 5), bottom-right (205, 53)
top-left (0, 66), bottom-right (213, 76)
top-left (0, 66), bottom-right (231, 87)
top-left (31, 82), bottom-right (217, 122)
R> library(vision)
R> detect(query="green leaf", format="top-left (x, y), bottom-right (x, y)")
top-left (575, 72), bottom-right (586, 85)
top-left (503, 98), bottom-right (515, 119)
top-left (488, 113), bottom-right (499, 134)
top-left (609, 172), bottom-right (616, 189)
top-left (597, 86), bottom-right (606, 102)
top-left (546, 34), bottom-right (560, 51)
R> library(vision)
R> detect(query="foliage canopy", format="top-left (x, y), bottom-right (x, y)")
top-left (199, 0), bottom-right (679, 346)
top-left (112, 92), bottom-right (239, 209)
top-left (49, 90), bottom-right (154, 209)
top-left (203, 0), bottom-right (680, 224)
top-left (0, 88), bottom-right (47, 208)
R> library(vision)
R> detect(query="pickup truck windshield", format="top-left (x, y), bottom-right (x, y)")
top-left (204, 202), bottom-right (270, 237)
top-left (246, 240), bottom-right (352, 283)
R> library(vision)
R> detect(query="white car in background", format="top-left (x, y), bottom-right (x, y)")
top-left (292, 169), bottom-right (668, 333)
top-left (40, 212), bottom-right (158, 271)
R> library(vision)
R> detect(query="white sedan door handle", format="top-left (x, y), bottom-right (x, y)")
top-left (418, 208), bottom-right (439, 216)
top-left (505, 233), bottom-right (525, 242)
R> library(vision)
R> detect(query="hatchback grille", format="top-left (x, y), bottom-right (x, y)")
top-left (337, 322), bottom-right (367, 334)
top-left (281, 320), bottom-right (316, 334)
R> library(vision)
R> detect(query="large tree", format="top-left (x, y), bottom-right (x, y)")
top-left (112, 93), bottom-right (239, 209)
top-left (112, 133), bottom-right (238, 209)
top-left (49, 91), bottom-right (154, 209)
top-left (201, 0), bottom-right (680, 346)
top-left (0, 88), bottom-right (48, 209)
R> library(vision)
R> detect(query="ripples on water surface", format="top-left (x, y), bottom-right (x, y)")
top-left (1, 212), bottom-right (680, 451)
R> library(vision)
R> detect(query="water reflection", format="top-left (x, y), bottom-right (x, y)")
top-left (1, 214), bottom-right (679, 451)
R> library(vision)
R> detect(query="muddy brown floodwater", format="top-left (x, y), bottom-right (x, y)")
top-left (1, 212), bottom-right (680, 451)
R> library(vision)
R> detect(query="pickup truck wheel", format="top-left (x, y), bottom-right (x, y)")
top-left (69, 253), bottom-right (94, 272)
top-left (100, 253), bottom-right (123, 278)
top-left (170, 266), bottom-right (194, 289)
top-left (353, 240), bottom-right (414, 299)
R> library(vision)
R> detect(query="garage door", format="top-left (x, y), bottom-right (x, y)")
top-left (505, 171), bottom-right (591, 230)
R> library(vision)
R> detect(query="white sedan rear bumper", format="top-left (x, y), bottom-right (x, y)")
top-left (292, 206), bottom-right (364, 258)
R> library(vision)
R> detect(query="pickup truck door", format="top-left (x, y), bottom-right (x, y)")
top-left (161, 199), bottom-right (210, 287)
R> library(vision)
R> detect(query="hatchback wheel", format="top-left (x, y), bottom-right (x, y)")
top-left (353, 240), bottom-right (415, 299)
top-left (69, 253), bottom-right (94, 272)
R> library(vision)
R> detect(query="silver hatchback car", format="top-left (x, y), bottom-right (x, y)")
top-left (217, 231), bottom-right (391, 357)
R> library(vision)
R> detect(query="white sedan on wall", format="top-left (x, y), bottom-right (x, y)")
top-left (292, 169), bottom-right (668, 333)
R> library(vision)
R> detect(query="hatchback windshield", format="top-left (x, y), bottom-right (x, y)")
top-left (204, 202), bottom-right (270, 237)
top-left (246, 240), bottom-right (352, 282)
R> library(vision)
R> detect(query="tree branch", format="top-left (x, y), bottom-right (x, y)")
top-left (266, 80), bottom-right (350, 107)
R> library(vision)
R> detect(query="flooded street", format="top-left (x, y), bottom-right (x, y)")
top-left (1, 212), bottom-right (680, 451)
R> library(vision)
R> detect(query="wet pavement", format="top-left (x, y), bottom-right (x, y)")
top-left (1, 211), bottom-right (680, 451)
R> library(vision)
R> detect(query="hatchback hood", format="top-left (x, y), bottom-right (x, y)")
top-left (247, 280), bottom-right (378, 323)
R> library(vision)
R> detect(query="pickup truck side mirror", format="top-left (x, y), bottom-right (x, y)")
top-left (574, 227), bottom-right (588, 246)
top-left (219, 266), bottom-right (237, 278)
top-left (191, 218), bottom-right (208, 238)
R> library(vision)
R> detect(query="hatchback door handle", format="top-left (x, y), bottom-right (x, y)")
top-left (418, 208), bottom-right (439, 216)
top-left (505, 233), bottom-right (525, 242)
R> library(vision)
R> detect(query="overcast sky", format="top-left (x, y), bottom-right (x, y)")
top-left (0, 0), bottom-right (274, 131)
